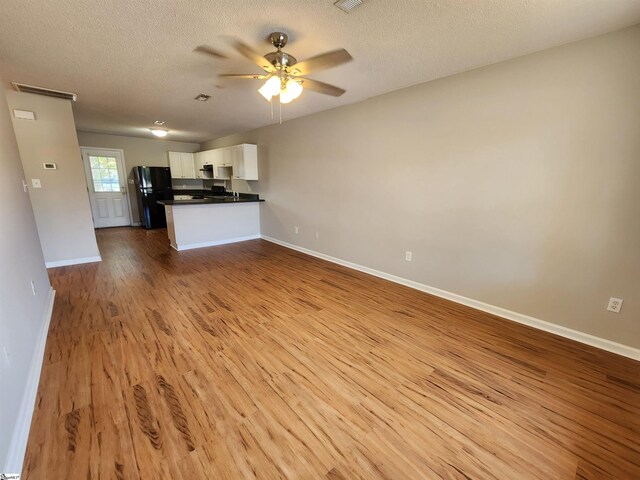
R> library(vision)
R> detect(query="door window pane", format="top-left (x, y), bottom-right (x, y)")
top-left (89, 155), bottom-right (120, 192)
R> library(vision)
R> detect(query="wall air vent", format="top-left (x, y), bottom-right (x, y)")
top-left (11, 82), bottom-right (78, 102)
top-left (334, 0), bottom-right (363, 13)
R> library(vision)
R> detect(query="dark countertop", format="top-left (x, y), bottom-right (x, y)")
top-left (158, 195), bottom-right (264, 206)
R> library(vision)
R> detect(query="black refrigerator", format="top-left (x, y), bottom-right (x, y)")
top-left (133, 166), bottom-right (173, 229)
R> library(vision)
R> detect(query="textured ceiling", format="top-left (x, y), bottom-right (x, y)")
top-left (1, 0), bottom-right (640, 143)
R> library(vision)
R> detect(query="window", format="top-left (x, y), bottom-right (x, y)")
top-left (89, 155), bottom-right (120, 192)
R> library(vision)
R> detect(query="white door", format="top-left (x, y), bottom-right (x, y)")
top-left (81, 148), bottom-right (131, 228)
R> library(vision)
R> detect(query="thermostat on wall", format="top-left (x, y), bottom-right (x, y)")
top-left (43, 162), bottom-right (57, 170)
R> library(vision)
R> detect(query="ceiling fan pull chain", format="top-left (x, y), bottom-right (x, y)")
top-left (270, 97), bottom-right (274, 120)
top-left (279, 98), bottom-right (282, 125)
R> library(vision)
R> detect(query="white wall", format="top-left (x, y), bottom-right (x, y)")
top-left (0, 69), bottom-right (53, 472)
top-left (203, 26), bottom-right (640, 350)
top-left (75, 131), bottom-right (200, 223)
top-left (7, 92), bottom-right (100, 267)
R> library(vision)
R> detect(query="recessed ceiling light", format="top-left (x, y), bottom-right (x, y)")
top-left (153, 120), bottom-right (165, 125)
top-left (334, 0), bottom-right (363, 13)
top-left (149, 128), bottom-right (168, 137)
top-left (194, 94), bottom-right (211, 102)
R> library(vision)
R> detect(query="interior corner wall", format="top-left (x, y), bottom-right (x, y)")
top-left (75, 131), bottom-right (200, 224)
top-left (202, 26), bottom-right (640, 349)
top-left (7, 92), bottom-right (100, 266)
top-left (0, 70), bottom-right (52, 472)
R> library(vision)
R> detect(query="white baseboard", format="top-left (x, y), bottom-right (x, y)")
top-left (174, 234), bottom-right (261, 251)
top-left (261, 235), bottom-right (640, 361)
top-left (4, 287), bottom-right (56, 473)
top-left (45, 255), bottom-right (102, 268)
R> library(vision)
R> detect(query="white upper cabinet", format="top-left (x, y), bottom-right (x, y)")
top-left (194, 152), bottom-right (204, 179)
top-left (233, 144), bottom-right (258, 180)
top-left (180, 152), bottom-right (196, 178)
top-left (207, 149), bottom-right (229, 180)
top-left (168, 151), bottom-right (183, 178)
top-left (168, 151), bottom-right (196, 179)
top-left (194, 144), bottom-right (258, 181)
top-left (219, 147), bottom-right (233, 167)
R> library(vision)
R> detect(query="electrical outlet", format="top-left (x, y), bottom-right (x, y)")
top-left (607, 297), bottom-right (623, 313)
top-left (31, 178), bottom-right (42, 188)
top-left (405, 251), bottom-right (412, 262)
top-left (315, 231), bottom-right (319, 239)
top-left (294, 226), bottom-right (299, 234)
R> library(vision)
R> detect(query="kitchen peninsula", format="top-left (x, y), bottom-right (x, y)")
top-left (158, 194), bottom-right (264, 251)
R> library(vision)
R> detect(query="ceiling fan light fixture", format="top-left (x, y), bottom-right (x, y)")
top-left (280, 79), bottom-right (303, 103)
top-left (150, 128), bottom-right (169, 137)
top-left (259, 76), bottom-right (281, 101)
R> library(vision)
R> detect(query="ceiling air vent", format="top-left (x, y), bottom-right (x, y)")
top-left (334, 0), bottom-right (363, 13)
top-left (11, 82), bottom-right (78, 102)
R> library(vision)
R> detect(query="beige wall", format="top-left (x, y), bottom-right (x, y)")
top-left (7, 92), bottom-right (100, 266)
top-left (75, 131), bottom-right (200, 223)
top-left (0, 70), bottom-right (51, 471)
top-left (203, 26), bottom-right (640, 349)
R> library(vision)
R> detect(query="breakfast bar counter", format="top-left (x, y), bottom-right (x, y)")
top-left (158, 197), bottom-right (264, 251)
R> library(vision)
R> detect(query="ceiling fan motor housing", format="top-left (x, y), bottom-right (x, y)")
top-left (266, 32), bottom-right (297, 68)
top-left (269, 32), bottom-right (288, 49)
top-left (265, 51), bottom-right (297, 68)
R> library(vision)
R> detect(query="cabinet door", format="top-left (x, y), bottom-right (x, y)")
top-left (242, 144), bottom-right (258, 180)
top-left (231, 145), bottom-right (245, 179)
top-left (194, 152), bottom-right (204, 179)
top-left (220, 147), bottom-right (232, 167)
top-left (168, 152), bottom-right (183, 178)
top-left (200, 150), bottom-right (215, 166)
top-left (207, 149), bottom-right (222, 180)
top-left (180, 152), bottom-right (196, 179)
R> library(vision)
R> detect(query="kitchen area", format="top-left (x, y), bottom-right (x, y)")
top-left (133, 143), bottom-right (264, 251)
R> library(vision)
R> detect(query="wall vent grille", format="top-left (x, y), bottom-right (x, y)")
top-left (334, 0), bottom-right (363, 13)
top-left (11, 82), bottom-right (78, 101)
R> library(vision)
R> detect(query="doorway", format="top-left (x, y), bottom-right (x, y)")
top-left (81, 147), bottom-right (131, 228)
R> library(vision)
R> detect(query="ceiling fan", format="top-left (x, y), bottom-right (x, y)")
top-left (197, 32), bottom-right (352, 104)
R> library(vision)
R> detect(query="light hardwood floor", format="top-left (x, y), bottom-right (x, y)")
top-left (23, 227), bottom-right (640, 479)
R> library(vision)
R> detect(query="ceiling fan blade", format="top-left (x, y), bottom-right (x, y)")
top-left (290, 49), bottom-right (352, 76)
top-left (299, 78), bottom-right (346, 97)
top-left (232, 39), bottom-right (275, 73)
top-left (219, 73), bottom-right (268, 79)
top-left (194, 45), bottom-right (229, 60)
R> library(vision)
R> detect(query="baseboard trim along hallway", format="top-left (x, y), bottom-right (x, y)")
top-left (260, 235), bottom-right (640, 361)
top-left (45, 256), bottom-right (102, 268)
top-left (4, 287), bottom-right (56, 474)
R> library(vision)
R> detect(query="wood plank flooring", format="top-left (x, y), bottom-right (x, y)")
top-left (23, 227), bottom-right (640, 479)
